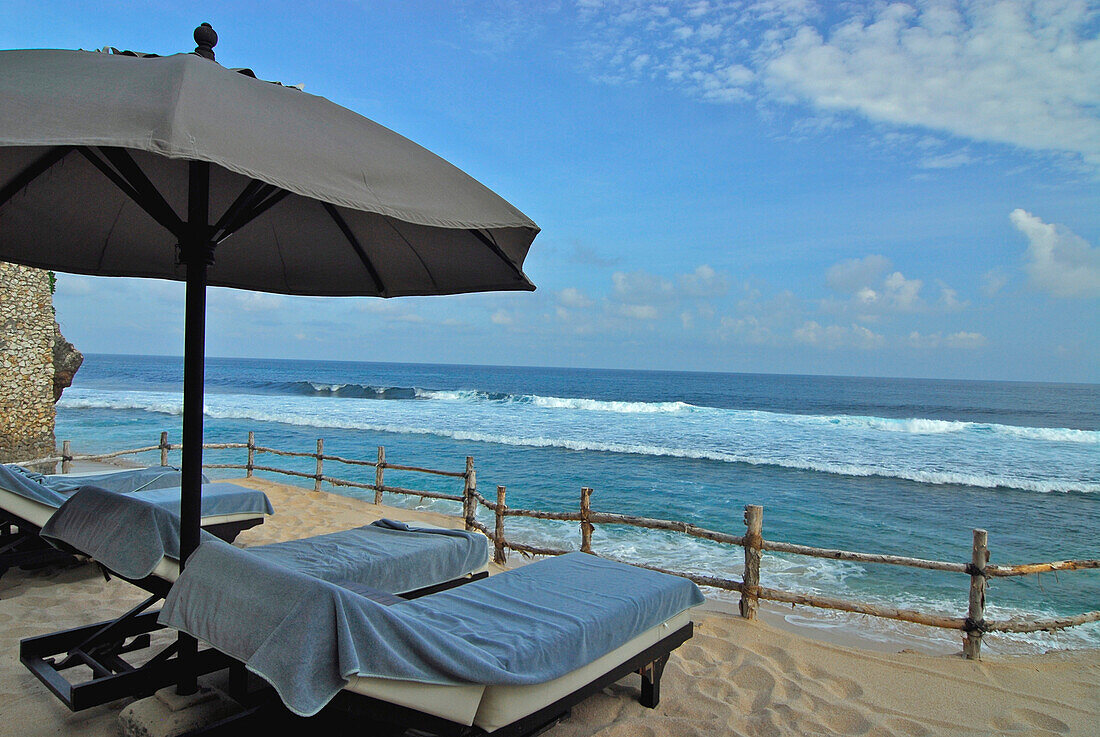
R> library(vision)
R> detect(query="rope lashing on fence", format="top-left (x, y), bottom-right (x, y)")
top-left (963, 617), bottom-right (989, 634)
top-left (965, 562), bottom-right (990, 579)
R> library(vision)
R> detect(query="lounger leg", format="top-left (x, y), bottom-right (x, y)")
top-left (638, 653), bottom-right (669, 708)
top-left (53, 594), bottom-right (160, 669)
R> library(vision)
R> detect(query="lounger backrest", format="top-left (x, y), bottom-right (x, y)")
top-left (39, 486), bottom-right (217, 579)
top-left (0, 464), bottom-right (69, 507)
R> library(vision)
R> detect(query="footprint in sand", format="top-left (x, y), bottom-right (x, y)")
top-left (884, 716), bottom-right (931, 737)
top-left (802, 693), bottom-right (873, 735)
top-left (798, 661), bottom-right (865, 700)
top-left (990, 709), bottom-right (1070, 734)
top-left (1009, 708), bottom-right (1070, 733)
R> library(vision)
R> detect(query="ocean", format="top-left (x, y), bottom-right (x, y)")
top-left (56, 354), bottom-right (1099, 652)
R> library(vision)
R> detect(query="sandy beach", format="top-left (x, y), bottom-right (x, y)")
top-left (2, 475), bottom-right (1097, 737)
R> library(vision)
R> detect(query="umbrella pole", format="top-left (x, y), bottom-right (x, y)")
top-left (177, 160), bottom-right (212, 696)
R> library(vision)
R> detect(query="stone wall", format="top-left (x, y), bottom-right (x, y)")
top-left (0, 262), bottom-right (57, 462)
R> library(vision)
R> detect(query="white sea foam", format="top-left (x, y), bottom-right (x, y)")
top-left (996, 425), bottom-right (1100, 444)
top-left (308, 382), bottom-right (347, 392)
top-left (413, 389), bottom-right (1099, 442)
top-left (524, 395), bottom-right (695, 413)
top-left (57, 389), bottom-right (1100, 494)
top-left (415, 389), bottom-right (697, 414)
top-left (863, 418), bottom-right (971, 434)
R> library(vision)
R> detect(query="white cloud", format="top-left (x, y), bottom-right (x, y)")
top-left (907, 330), bottom-right (941, 349)
top-left (611, 270), bottom-right (675, 302)
top-left (882, 271), bottom-right (923, 311)
top-left (616, 303), bottom-right (659, 320)
top-left (763, 1), bottom-right (1100, 168)
top-left (918, 151), bottom-right (976, 170)
top-left (937, 281), bottom-right (967, 310)
top-left (824, 257), bottom-right (926, 312)
top-left (491, 310), bottom-right (515, 325)
top-left (908, 330), bottom-right (986, 349)
top-left (578, 0), bottom-right (1100, 169)
top-left (234, 292), bottom-right (284, 312)
top-left (718, 314), bottom-right (775, 344)
top-left (826, 255), bottom-right (891, 293)
top-left (1010, 209), bottom-right (1100, 298)
top-left (945, 330), bottom-right (987, 348)
top-left (678, 264), bottom-right (729, 297)
top-left (981, 269), bottom-right (1009, 297)
top-left (55, 274), bottom-right (95, 296)
top-left (853, 287), bottom-right (878, 306)
top-left (558, 287), bottom-right (595, 308)
top-left (793, 320), bottom-right (884, 349)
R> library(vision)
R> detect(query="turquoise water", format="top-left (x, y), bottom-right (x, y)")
top-left (56, 354), bottom-right (1099, 652)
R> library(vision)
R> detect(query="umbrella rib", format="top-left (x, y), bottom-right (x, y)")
top-left (381, 218), bottom-right (440, 293)
top-left (322, 202), bottom-right (387, 296)
top-left (96, 148), bottom-right (185, 238)
top-left (210, 179), bottom-right (268, 238)
top-left (77, 147), bottom-right (171, 232)
top-left (0, 146), bottom-right (74, 210)
top-left (214, 183), bottom-right (277, 241)
top-left (468, 229), bottom-right (526, 282)
top-left (216, 187), bottom-right (291, 244)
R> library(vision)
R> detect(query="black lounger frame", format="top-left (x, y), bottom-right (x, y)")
top-left (184, 622), bottom-right (693, 737)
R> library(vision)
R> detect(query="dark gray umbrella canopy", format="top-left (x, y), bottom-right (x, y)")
top-left (0, 47), bottom-right (538, 295)
top-left (0, 28), bottom-right (539, 696)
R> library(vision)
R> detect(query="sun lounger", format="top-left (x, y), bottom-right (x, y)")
top-left (30, 487), bottom-right (702, 736)
top-left (166, 543), bottom-right (702, 736)
top-left (0, 464), bottom-right (272, 579)
top-left (20, 487), bottom-right (490, 711)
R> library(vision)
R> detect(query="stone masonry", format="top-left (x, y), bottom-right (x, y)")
top-left (0, 262), bottom-right (57, 462)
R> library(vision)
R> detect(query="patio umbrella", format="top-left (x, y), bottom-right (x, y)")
top-left (0, 24), bottom-right (538, 691)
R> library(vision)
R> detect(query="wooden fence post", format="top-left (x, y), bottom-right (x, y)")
top-left (374, 446), bottom-right (385, 504)
top-left (580, 487), bottom-right (594, 554)
top-left (463, 456), bottom-right (476, 531)
top-left (314, 438), bottom-right (324, 492)
top-left (494, 485), bottom-right (507, 565)
top-left (963, 528), bottom-right (989, 660)
top-left (740, 505), bottom-right (763, 620)
top-left (159, 432), bottom-right (169, 467)
top-left (246, 431), bottom-right (255, 477)
top-left (61, 440), bottom-right (72, 474)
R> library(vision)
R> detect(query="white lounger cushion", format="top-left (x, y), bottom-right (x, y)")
top-left (0, 486), bottom-right (54, 528)
top-left (343, 608), bottom-right (693, 730)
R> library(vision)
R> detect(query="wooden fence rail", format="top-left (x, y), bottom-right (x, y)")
top-left (26, 433), bottom-right (1100, 660)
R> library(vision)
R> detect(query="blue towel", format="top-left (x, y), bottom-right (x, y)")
top-left (1, 463), bottom-right (206, 505)
top-left (249, 521), bottom-right (487, 595)
top-left (160, 543), bottom-right (704, 716)
top-left (39, 485), bottom-right (273, 577)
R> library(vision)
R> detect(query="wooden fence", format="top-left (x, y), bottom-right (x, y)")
top-left (27, 434), bottom-right (1100, 660)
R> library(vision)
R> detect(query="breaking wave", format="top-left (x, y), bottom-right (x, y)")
top-left (58, 389), bottom-right (1099, 494)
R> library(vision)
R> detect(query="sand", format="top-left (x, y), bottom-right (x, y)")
top-left (1, 475), bottom-right (1097, 736)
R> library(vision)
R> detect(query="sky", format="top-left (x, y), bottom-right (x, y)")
top-left (3, 0), bottom-right (1099, 383)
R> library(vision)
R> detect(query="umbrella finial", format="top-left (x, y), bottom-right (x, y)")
top-left (193, 23), bottom-right (218, 60)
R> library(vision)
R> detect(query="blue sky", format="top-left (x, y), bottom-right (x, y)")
top-left (4, 1), bottom-right (1099, 382)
